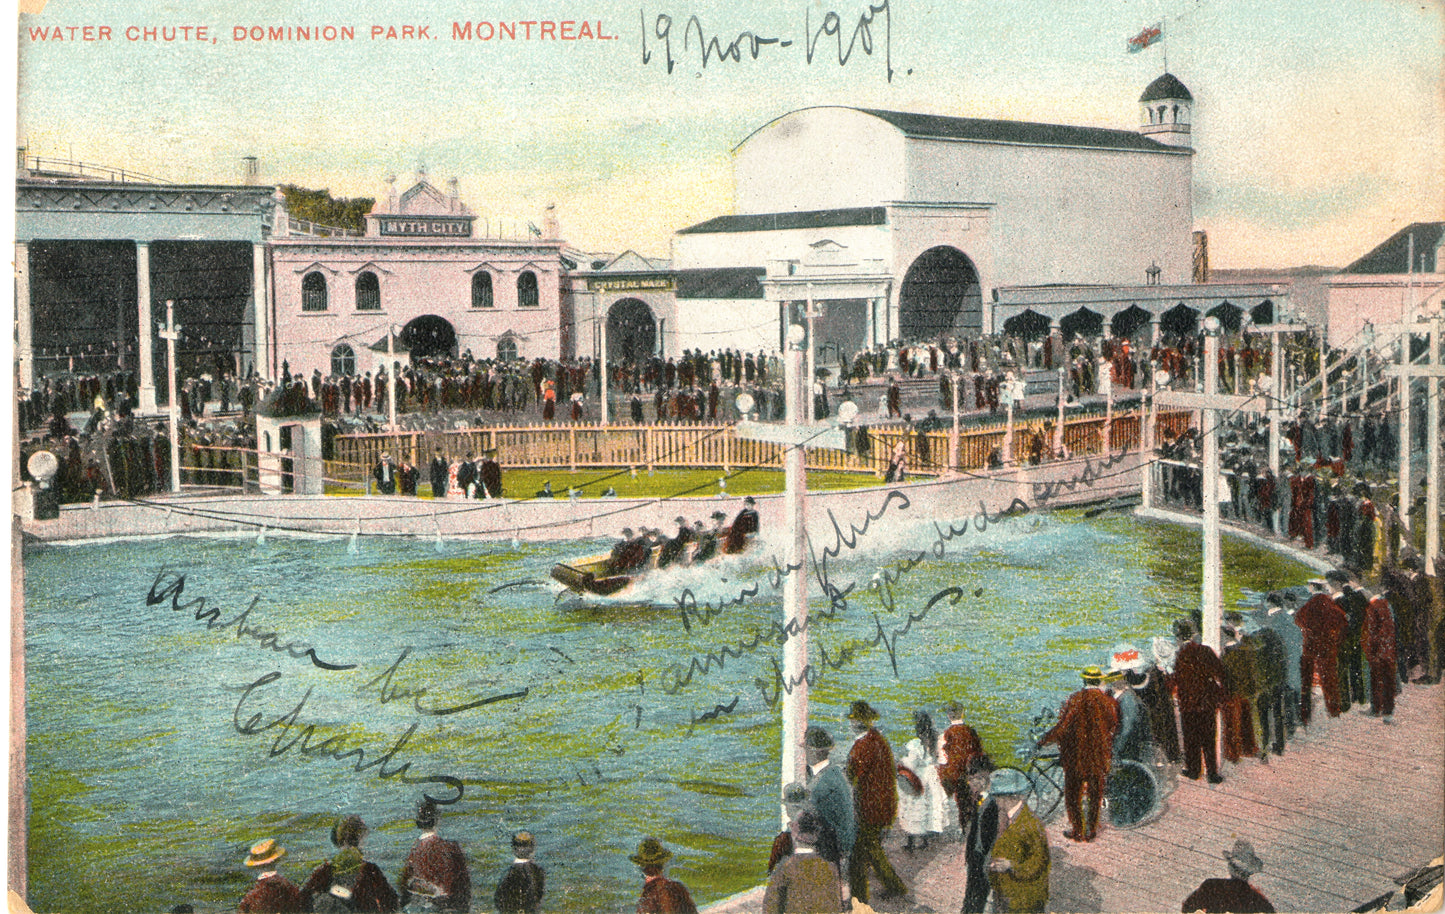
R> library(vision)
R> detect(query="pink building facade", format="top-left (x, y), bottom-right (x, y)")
top-left (269, 180), bottom-right (567, 377)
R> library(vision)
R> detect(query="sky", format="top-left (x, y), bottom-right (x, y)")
top-left (12, 0), bottom-right (1445, 268)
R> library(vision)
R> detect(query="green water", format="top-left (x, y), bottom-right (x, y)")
top-left (21, 507), bottom-right (1312, 913)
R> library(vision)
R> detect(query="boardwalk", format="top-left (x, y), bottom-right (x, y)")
top-left (705, 681), bottom-right (1443, 913)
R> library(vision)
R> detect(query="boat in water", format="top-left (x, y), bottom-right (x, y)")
top-left (549, 525), bottom-right (750, 597)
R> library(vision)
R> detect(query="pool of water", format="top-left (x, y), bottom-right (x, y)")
top-left (21, 507), bottom-right (1314, 913)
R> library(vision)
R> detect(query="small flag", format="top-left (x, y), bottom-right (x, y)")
top-left (1127, 21), bottom-right (1163, 53)
top-left (528, 221), bottom-right (543, 237)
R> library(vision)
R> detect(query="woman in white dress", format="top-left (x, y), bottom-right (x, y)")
top-left (897, 710), bottom-right (948, 849)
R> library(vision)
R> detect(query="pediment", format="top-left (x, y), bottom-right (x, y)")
top-left (293, 261), bottom-right (340, 275)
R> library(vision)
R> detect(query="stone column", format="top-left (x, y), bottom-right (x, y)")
top-left (15, 243), bottom-right (32, 390)
top-left (1151, 317), bottom-right (1162, 347)
top-left (1049, 317), bottom-right (1063, 370)
top-left (252, 242), bottom-right (269, 380)
top-left (136, 242), bottom-right (157, 412)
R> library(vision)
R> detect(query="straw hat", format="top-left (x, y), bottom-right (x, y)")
top-left (245, 839), bottom-right (286, 868)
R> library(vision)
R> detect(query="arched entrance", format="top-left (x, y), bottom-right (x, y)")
top-left (898, 246), bottom-right (982, 342)
top-left (1003, 310), bottom-right (1050, 339)
top-left (1060, 308), bottom-right (1104, 341)
top-left (606, 298), bottom-right (657, 364)
top-left (400, 315), bottom-right (457, 361)
top-left (1160, 303), bottom-right (1200, 338)
top-left (1111, 305), bottom-right (1153, 339)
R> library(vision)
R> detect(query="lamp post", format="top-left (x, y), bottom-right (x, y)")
top-left (1201, 314), bottom-right (1223, 654)
top-left (781, 321), bottom-right (809, 796)
top-left (159, 300), bottom-right (182, 493)
top-left (387, 324), bottom-right (398, 434)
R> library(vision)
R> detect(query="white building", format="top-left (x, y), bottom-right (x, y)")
top-left (665, 73), bottom-right (1200, 357)
top-left (1326, 222), bottom-right (1445, 347)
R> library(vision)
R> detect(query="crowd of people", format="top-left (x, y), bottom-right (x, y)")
top-left (751, 555), bottom-right (1439, 914)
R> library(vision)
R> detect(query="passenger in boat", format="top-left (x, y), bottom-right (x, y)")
top-left (724, 497), bottom-right (760, 554)
top-left (691, 512), bottom-right (727, 564)
top-left (609, 528), bottom-right (650, 575)
top-left (658, 516), bottom-right (695, 569)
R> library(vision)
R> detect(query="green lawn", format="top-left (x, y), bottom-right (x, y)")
top-left (328, 466), bottom-right (882, 499)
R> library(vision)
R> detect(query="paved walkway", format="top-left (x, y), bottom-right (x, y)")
top-left (705, 681), bottom-right (1443, 913)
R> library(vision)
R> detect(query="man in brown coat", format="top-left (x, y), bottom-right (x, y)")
top-left (1295, 580), bottom-right (1348, 723)
top-left (938, 700), bottom-right (985, 830)
top-left (632, 838), bottom-right (697, 914)
top-left (844, 700), bottom-right (908, 903)
top-left (239, 839), bottom-right (305, 914)
top-left (1172, 619), bottom-right (1229, 784)
top-left (1039, 667), bottom-right (1120, 841)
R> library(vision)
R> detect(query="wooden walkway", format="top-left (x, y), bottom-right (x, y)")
top-left (705, 681), bottom-right (1444, 914)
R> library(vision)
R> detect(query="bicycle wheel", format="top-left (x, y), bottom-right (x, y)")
top-left (1020, 761), bottom-right (1064, 824)
top-left (1105, 759), bottom-right (1158, 828)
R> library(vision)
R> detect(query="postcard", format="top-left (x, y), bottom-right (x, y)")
top-left (10, 1), bottom-right (1444, 913)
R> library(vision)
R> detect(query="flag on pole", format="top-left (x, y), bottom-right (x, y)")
top-left (1127, 21), bottom-right (1163, 53)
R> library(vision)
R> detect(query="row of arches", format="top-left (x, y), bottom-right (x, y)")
top-left (1002, 300), bottom-right (1276, 340)
top-left (300, 269), bottom-right (541, 313)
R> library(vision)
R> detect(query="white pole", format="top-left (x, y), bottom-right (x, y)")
top-left (163, 299), bottom-right (181, 493)
top-left (1202, 319), bottom-right (1223, 654)
top-left (805, 284), bottom-right (817, 419)
top-left (950, 370), bottom-right (960, 475)
top-left (1055, 366), bottom-right (1067, 457)
top-left (1003, 379), bottom-right (1016, 466)
top-left (599, 300), bottom-right (610, 426)
top-left (1142, 361), bottom-right (1156, 510)
top-left (1427, 315), bottom-right (1440, 572)
top-left (1318, 330), bottom-right (1329, 420)
top-left (1400, 326), bottom-right (1414, 541)
top-left (1269, 329), bottom-right (1284, 536)
top-left (387, 325), bottom-right (398, 433)
top-left (781, 321), bottom-right (809, 803)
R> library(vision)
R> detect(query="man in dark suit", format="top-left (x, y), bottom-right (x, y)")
top-left (480, 449), bottom-right (504, 499)
top-left (398, 800), bottom-right (471, 913)
top-left (1039, 667), bottom-right (1120, 842)
top-left (724, 497), bottom-right (760, 554)
top-left (844, 700), bottom-right (907, 903)
top-left (1180, 839), bottom-right (1274, 913)
top-left (804, 726), bottom-right (855, 870)
top-left (456, 453), bottom-right (476, 499)
top-left (373, 452), bottom-right (398, 495)
top-left (1329, 570), bottom-right (1368, 712)
top-left (658, 517), bottom-right (694, 568)
top-left (961, 756), bottom-right (999, 914)
top-left (429, 450), bottom-right (449, 499)
top-left (1173, 619), bottom-right (1229, 783)
top-left (493, 831), bottom-right (544, 914)
top-left (631, 838), bottom-right (697, 914)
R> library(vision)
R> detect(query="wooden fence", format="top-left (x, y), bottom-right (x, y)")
top-left (325, 409), bottom-right (1194, 490)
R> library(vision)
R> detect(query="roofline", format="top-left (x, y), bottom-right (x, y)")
top-left (732, 105), bottom-right (1193, 156)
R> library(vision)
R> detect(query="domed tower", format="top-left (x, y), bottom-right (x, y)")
top-left (1139, 72), bottom-right (1193, 147)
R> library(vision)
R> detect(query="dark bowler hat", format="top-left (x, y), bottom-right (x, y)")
top-left (804, 726), bottom-right (835, 750)
top-left (847, 700), bottom-right (880, 723)
top-left (629, 837), bottom-right (672, 867)
top-left (512, 830), bottom-right (535, 849)
top-left (1224, 839), bottom-right (1264, 876)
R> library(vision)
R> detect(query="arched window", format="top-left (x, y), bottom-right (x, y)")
top-left (517, 271), bottom-right (539, 308)
top-left (1147, 107), bottom-right (1155, 124)
top-left (1157, 105), bottom-right (1167, 123)
top-left (472, 272), bottom-right (494, 308)
top-left (302, 272), bottom-right (328, 311)
top-left (1172, 104), bottom-right (1180, 123)
top-left (331, 343), bottom-right (356, 376)
top-left (355, 271), bottom-right (380, 311)
top-left (497, 337), bottom-right (518, 361)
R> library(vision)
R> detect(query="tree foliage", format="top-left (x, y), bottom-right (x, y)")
top-left (279, 185), bottom-right (375, 232)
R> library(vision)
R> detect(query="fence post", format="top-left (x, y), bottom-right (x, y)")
top-left (645, 427), bottom-right (654, 473)
top-left (569, 426), bottom-right (577, 472)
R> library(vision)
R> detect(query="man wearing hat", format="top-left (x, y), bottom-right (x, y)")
top-left (493, 831), bottom-right (545, 914)
top-left (630, 837), bottom-right (697, 914)
top-left (1173, 618), bottom-right (1229, 784)
top-left (985, 768), bottom-right (1051, 914)
top-left (658, 516), bottom-right (695, 569)
top-left (1363, 592), bottom-right (1398, 720)
top-left (1180, 839), bottom-right (1274, 913)
top-left (1039, 667), bottom-right (1120, 842)
top-left (937, 700), bottom-right (985, 830)
top-left (768, 783), bottom-right (841, 874)
top-left (804, 726), bottom-right (856, 872)
top-left (373, 452), bottom-right (398, 495)
top-left (844, 700), bottom-right (908, 902)
top-left (961, 755), bottom-right (1000, 914)
top-left (724, 496), bottom-right (760, 554)
top-left (398, 799), bottom-right (471, 913)
top-left (302, 815), bottom-right (398, 914)
top-left (1295, 578), bottom-right (1347, 723)
top-left (239, 839), bottom-right (305, 913)
top-left (480, 449), bottom-right (504, 499)
top-left (762, 812), bottom-right (844, 914)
